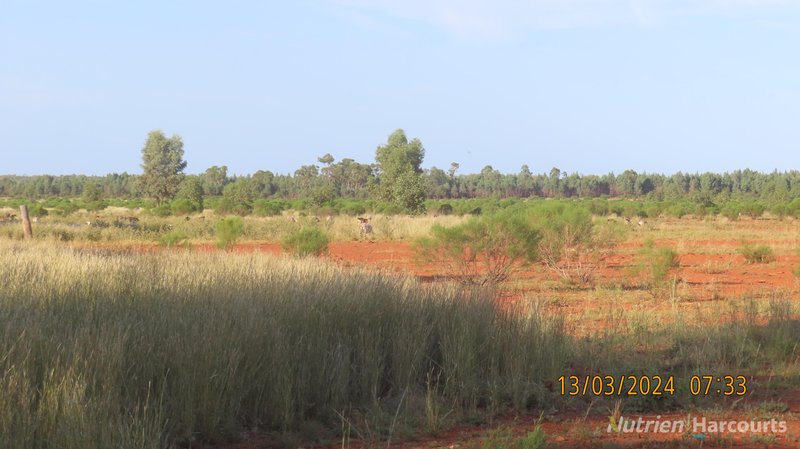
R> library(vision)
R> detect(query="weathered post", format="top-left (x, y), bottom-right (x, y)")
top-left (20, 205), bottom-right (33, 239)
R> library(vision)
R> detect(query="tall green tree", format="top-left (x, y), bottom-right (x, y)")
top-left (201, 165), bottom-right (228, 196)
top-left (374, 129), bottom-right (426, 213)
top-left (138, 130), bottom-right (187, 205)
top-left (176, 175), bottom-right (205, 211)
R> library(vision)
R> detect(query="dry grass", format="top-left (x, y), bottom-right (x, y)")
top-left (0, 241), bottom-right (566, 448)
top-left (0, 211), bottom-right (468, 244)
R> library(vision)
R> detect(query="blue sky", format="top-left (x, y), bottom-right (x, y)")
top-left (1, 0), bottom-right (799, 176)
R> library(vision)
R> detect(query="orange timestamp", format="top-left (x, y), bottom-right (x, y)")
top-left (559, 375), bottom-right (676, 396)
top-left (558, 375), bottom-right (749, 397)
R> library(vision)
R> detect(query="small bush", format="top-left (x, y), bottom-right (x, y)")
top-left (633, 239), bottom-right (679, 295)
top-left (159, 230), bottom-right (191, 249)
top-left (52, 200), bottom-right (79, 216)
top-left (149, 204), bottom-right (172, 217)
top-left (337, 202), bottom-right (363, 216)
top-left (253, 199), bottom-right (288, 217)
top-left (739, 243), bottom-right (775, 264)
top-left (531, 204), bottom-right (625, 286)
top-left (170, 198), bottom-right (199, 215)
top-left (84, 200), bottom-right (109, 213)
top-left (587, 199), bottom-right (609, 216)
top-left (282, 227), bottom-right (330, 257)
top-left (437, 203), bottom-right (454, 216)
top-left (741, 202), bottom-right (765, 219)
top-left (415, 212), bottom-right (540, 286)
top-left (27, 204), bottom-right (49, 218)
top-left (215, 217), bottom-right (244, 249)
top-left (721, 204), bottom-right (740, 221)
top-left (474, 425), bottom-right (547, 449)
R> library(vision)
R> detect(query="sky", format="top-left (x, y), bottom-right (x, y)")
top-left (1, 0), bottom-right (799, 176)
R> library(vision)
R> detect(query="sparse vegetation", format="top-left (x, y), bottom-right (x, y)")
top-left (739, 243), bottom-right (775, 264)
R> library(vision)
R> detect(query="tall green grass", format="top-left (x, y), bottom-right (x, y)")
top-left (0, 242), bottom-right (566, 448)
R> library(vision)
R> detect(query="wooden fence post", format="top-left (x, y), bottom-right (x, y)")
top-left (20, 205), bottom-right (33, 239)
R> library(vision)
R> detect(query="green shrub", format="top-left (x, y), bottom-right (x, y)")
top-left (666, 202), bottom-right (691, 218)
top-left (633, 239), bottom-right (679, 294)
top-left (215, 217), bottom-right (244, 249)
top-left (739, 243), bottom-right (775, 264)
top-left (52, 200), bottom-right (79, 216)
top-left (721, 204), bottom-right (740, 221)
top-left (436, 203), bottom-right (454, 216)
top-left (415, 212), bottom-right (540, 286)
top-left (587, 199), bottom-right (609, 216)
top-left (159, 230), bottom-right (191, 249)
top-left (149, 204), bottom-right (172, 217)
top-left (281, 227), bottom-right (330, 257)
top-left (216, 181), bottom-right (254, 215)
top-left (530, 204), bottom-right (625, 286)
top-left (253, 199), bottom-right (288, 216)
top-left (475, 425), bottom-right (547, 449)
top-left (24, 203), bottom-right (48, 218)
top-left (741, 202), bottom-right (765, 219)
top-left (519, 427), bottom-right (547, 449)
top-left (310, 185), bottom-right (336, 207)
top-left (770, 204), bottom-right (789, 220)
top-left (170, 198), bottom-right (199, 215)
top-left (84, 200), bottom-right (109, 213)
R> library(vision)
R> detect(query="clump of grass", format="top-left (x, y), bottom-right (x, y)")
top-left (739, 243), bottom-right (775, 264)
top-left (697, 259), bottom-right (732, 274)
top-left (467, 425), bottom-right (547, 449)
top-left (631, 238), bottom-right (679, 296)
top-left (215, 216), bottom-right (243, 249)
top-left (158, 230), bottom-right (190, 248)
top-left (282, 227), bottom-right (330, 257)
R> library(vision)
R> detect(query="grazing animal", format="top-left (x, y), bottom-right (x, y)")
top-left (638, 219), bottom-right (645, 227)
top-left (357, 217), bottom-right (373, 237)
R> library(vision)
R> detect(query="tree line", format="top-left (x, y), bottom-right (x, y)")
top-left (2, 129), bottom-right (800, 214)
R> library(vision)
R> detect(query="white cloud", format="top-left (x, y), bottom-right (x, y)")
top-left (333, 0), bottom-right (799, 38)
